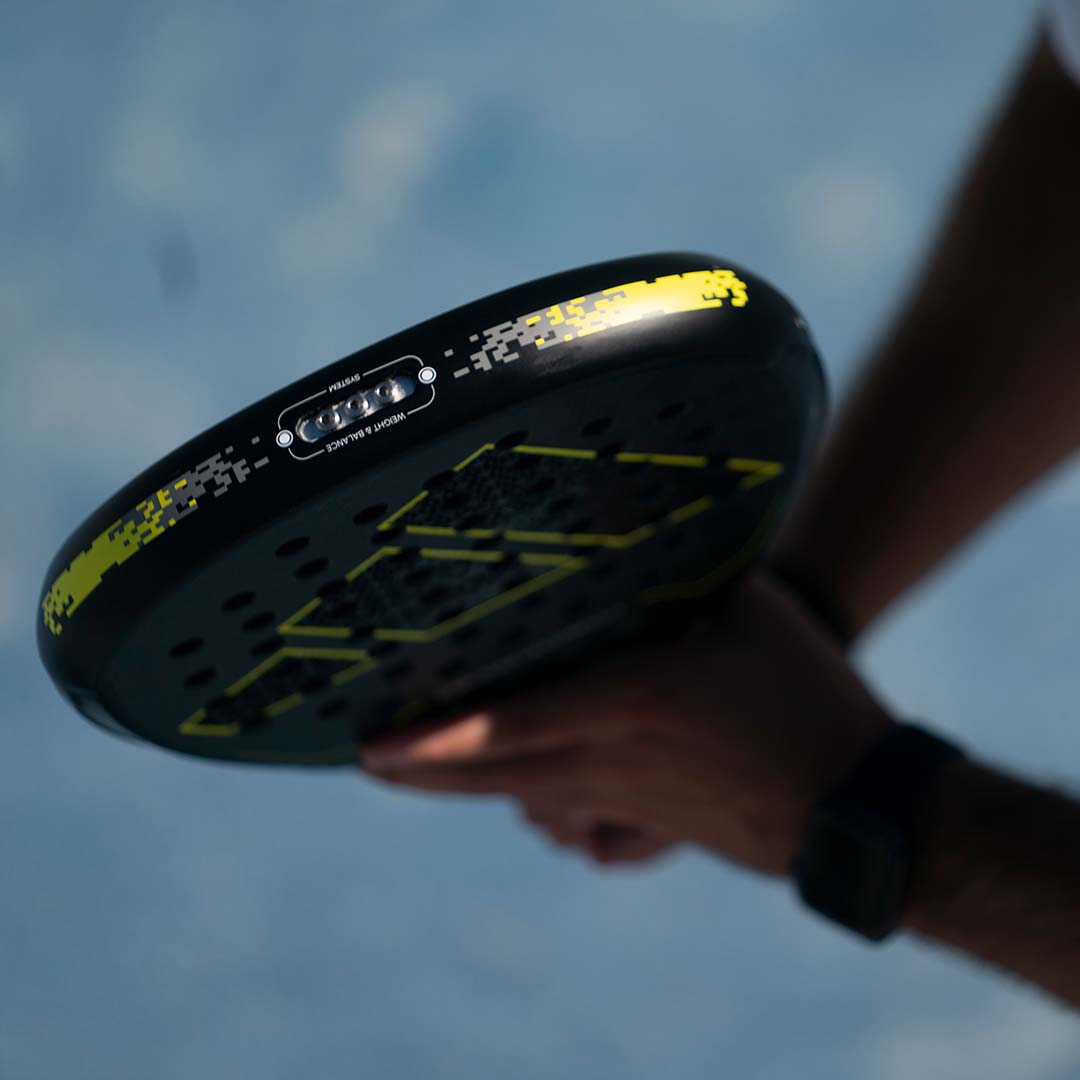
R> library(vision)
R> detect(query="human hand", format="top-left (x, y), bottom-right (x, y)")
top-left (358, 568), bottom-right (895, 876)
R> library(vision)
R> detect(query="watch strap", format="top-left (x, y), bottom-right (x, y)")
top-left (791, 722), bottom-right (966, 942)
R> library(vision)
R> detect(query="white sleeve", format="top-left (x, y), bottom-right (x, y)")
top-left (1046, 0), bottom-right (1080, 84)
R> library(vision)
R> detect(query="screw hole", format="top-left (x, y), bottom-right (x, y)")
top-left (222, 591), bottom-right (255, 612)
top-left (295, 557), bottom-right (330, 579)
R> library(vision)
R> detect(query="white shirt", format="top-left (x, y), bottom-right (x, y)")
top-left (1047, 0), bottom-right (1080, 83)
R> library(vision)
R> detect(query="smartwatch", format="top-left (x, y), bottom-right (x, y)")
top-left (791, 722), bottom-right (966, 942)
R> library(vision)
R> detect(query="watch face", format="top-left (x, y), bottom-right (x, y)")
top-left (795, 810), bottom-right (909, 942)
top-left (38, 251), bottom-right (825, 766)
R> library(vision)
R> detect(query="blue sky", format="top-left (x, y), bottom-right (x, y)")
top-left (3, 1), bottom-right (1080, 1077)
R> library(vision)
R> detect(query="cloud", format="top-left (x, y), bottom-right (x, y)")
top-left (863, 990), bottom-right (1079, 1080)
top-left (275, 85), bottom-right (459, 278)
top-left (785, 162), bottom-right (907, 270)
top-left (8, 341), bottom-right (204, 474)
top-left (103, 8), bottom-right (243, 212)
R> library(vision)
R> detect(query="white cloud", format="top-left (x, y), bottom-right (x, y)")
top-left (276, 86), bottom-right (459, 278)
top-left (105, 12), bottom-right (230, 210)
top-left (863, 990), bottom-right (1079, 1080)
top-left (9, 342), bottom-right (203, 471)
top-left (785, 163), bottom-right (907, 269)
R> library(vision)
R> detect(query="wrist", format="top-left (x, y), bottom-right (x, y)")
top-left (765, 555), bottom-right (860, 651)
top-left (900, 755), bottom-right (1017, 936)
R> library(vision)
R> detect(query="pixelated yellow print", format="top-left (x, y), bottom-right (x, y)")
top-left (456, 268), bottom-right (749, 377)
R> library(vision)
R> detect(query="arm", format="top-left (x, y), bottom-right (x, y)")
top-left (903, 754), bottom-right (1080, 1009)
top-left (360, 570), bottom-right (1080, 1008)
top-left (768, 27), bottom-right (1080, 645)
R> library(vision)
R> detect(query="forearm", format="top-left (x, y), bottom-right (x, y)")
top-left (902, 754), bottom-right (1080, 1008)
top-left (769, 28), bottom-right (1080, 643)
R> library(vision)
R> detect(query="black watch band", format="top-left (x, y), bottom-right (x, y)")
top-left (791, 722), bottom-right (966, 943)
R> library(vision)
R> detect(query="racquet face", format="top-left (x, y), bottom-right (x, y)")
top-left (38, 252), bottom-right (825, 766)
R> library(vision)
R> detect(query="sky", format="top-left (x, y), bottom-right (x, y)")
top-left (3, 1), bottom-right (1080, 1077)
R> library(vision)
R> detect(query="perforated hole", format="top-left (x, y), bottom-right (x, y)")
top-left (241, 611), bottom-right (275, 632)
top-left (184, 667), bottom-right (216, 689)
top-left (169, 637), bottom-right (203, 659)
top-left (354, 503), bottom-right (388, 525)
top-left (325, 599), bottom-right (357, 619)
top-left (295, 557), bottom-right (329, 579)
top-left (657, 402), bottom-right (687, 421)
top-left (276, 657), bottom-right (302, 679)
top-left (685, 423), bottom-right (714, 442)
top-left (252, 636), bottom-right (282, 657)
top-left (373, 525), bottom-right (402, 543)
top-left (275, 537), bottom-right (309, 558)
top-left (496, 430), bottom-right (528, 449)
top-left (421, 585), bottom-right (450, 606)
top-left (581, 416), bottom-right (612, 437)
top-left (597, 440), bottom-right (626, 458)
top-left (222, 591), bottom-right (255, 612)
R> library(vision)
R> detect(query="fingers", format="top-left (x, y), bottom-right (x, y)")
top-left (520, 805), bottom-right (676, 866)
top-left (359, 704), bottom-right (588, 770)
top-left (358, 663), bottom-right (648, 770)
top-left (364, 744), bottom-right (599, 804)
